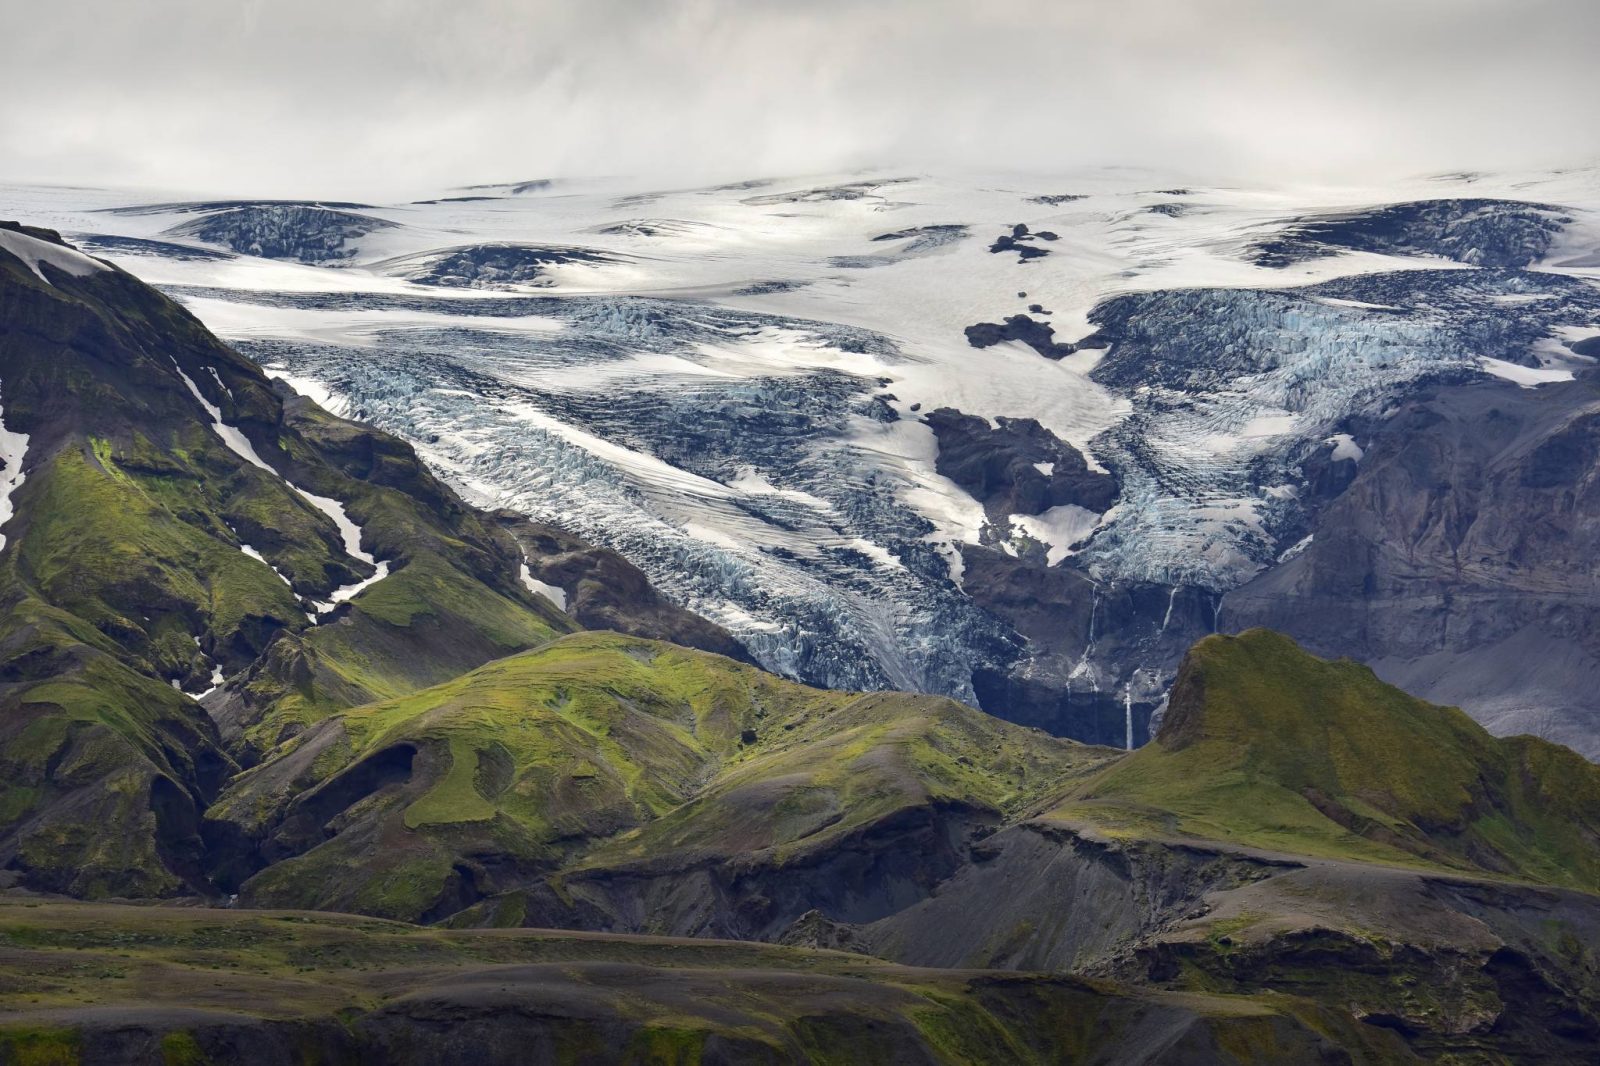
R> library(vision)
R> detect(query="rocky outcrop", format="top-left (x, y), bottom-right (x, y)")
top-left (987, 223), bottom-right (1058, 261)
top-left (924, 408), bottom-right (1118, 520)
top-left (500, 515), bottom-right (752, 662)
top-left (962, 313), bottom-right (1076, 358)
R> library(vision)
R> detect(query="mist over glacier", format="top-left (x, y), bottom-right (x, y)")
top-left (4, 0), bottom-right (1599, 198)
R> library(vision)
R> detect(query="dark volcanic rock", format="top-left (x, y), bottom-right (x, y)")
top-left (500, 515), bottom-right (753, 664)
top-left (865, 224), bottom-right (969, 256)
top-left (923, 408), bottom-right (1119, 519)
top-left (1222, 373), bottom-right (1600, 757)
top-left (960, 547), bottom-right (1213, 746)
top-left (963, 314), bottom-right (1076, 359)
top-left (742, 178), bottom-right (915, 205)
top-left (987, 232), bottom-right (1051, 261)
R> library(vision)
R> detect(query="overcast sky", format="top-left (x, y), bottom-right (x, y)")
top-left (2, 0), bottom-right (1596, 199)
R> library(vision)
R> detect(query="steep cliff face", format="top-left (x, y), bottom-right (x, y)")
top-left (1223, 374), bottom-right (1600, 758)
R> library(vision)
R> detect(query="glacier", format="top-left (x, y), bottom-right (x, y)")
top-left (8, 166), bottom-right (1599, 746)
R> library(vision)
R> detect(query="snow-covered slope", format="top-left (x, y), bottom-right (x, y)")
top-left (10, 165), bottom-right (1600, 748)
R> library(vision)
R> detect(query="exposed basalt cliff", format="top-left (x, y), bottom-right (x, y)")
top-left (499, 515), bottom-right (751, 662)
top-left (1223, 371), bottom-right (1600, 758)
top-left (962, 313), bottom-right (1077, 358)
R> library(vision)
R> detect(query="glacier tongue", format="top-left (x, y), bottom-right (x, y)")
top-left (237, 307), bottom-right (1016, 700)
top-left (1079, 269), bottom-right (1600, 590)
top-left (163, 257), bottom-right (1600, 740)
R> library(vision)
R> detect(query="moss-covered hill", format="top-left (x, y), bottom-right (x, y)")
top-left (1053, 628), bottom-right (1600, 891)
top-left (207, 630), bottom-right (1115, 925)
top-left (0, 899), bottom-right (1410, 1066)
top-left (0, 225), bottom-right (736, 901)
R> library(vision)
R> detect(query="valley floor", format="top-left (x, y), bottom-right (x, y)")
top-left (0, 897), bottom-right (1409, 1065)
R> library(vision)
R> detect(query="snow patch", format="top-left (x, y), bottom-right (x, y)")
top-left (297, 486), bottom-right (390, 606)
top-left (269, 370), bottom-right (351, 418)
top-left (238, 542), bottom-right (293, 586)
top-left (1479, 357), bottom-right (1574, 388)
top-left (174, 359), bottom-right (389, 608)
top-left (518, 561), bottom-right (568, 611)
top-left (1278, 533), bottom-right (1314, 562)
top-left (195, 664), bottom-right (226, 700)
top-left (0, 228), bottom-right (109, 287)
top-left (1327, 433), bottom-right (1364, 462)
top-left (1011, 504), bottom-right (1102, 566)
top-left (0, 383), bottom-right (29, 555)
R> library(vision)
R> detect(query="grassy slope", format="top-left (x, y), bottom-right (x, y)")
top-left (217, 632), bottom-right (1115, 921)
top-left (1052, 629), bottom-right (1600, 892)
top-left (0, 234), bottom-right (569, 896)
top-left (0, 900), bottom-right (1408, 1066)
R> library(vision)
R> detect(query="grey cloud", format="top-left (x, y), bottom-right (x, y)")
top-left (2, 0), bottom-right (1596, 198)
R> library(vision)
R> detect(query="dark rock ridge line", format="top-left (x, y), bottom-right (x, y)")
top-left (741, 178), bottom-right (916, 205)
top-left (460, 178), bottom-right (554, 194)
top-left (498, 514), bottom-right (752, 663)
top-left (869, 224), bottom-right (969, 252)
top-left (0, 226), bottom-right (747, 900)
top-left (75, 234), bottom-right (236, 261)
